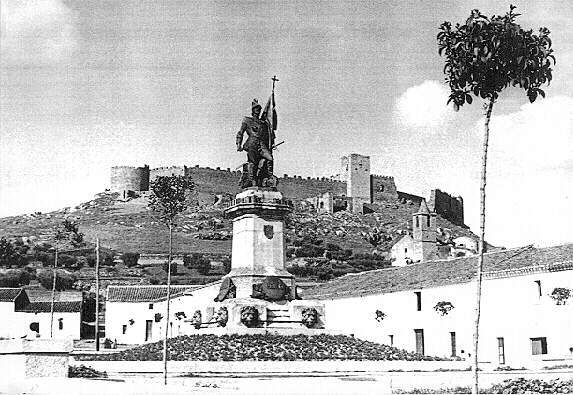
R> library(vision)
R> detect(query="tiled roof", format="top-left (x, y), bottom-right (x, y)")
top-left (305, 244), bottom-right (573, 300)
top-left (107, 285), bottom-right (201, 303)
top-left (24, 288), bottom-right (83, 303)
top-left (17, 301), bottom-right (82, 313)
top-left (0, 288), bottom-right (23, 302)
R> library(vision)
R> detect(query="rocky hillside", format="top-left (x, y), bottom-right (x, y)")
top-left (0, 190), bottom-right (479, 258)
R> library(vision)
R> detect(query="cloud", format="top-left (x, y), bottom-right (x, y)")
top-left (484, 96), bottom-right (573, 173)
top-left (394, 80), bottom-right (454, 132)
top-left (0, 0), bottom-right (77, 65)
top-left (473, 95), bottom-right (573, 248)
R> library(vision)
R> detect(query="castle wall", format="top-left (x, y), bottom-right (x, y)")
top-left (428, 189), bottom-right (464, 226)
top-left (371, 175), bottom-right (398, 202)
top-left (150, 166), bottom-right (187, 179)
top-left (110, 166), bottom-right (150, 192)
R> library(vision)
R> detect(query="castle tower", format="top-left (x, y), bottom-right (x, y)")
top-left (412, 199), bottom-right (437, 262)
top-left (341, 153), bottom-right (371, 213)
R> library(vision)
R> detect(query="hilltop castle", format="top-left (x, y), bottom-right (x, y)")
top-left (110, 153), bottom-right (465, 227)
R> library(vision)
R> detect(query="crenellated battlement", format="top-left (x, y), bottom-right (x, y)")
top-left (108, 160), bottom-right (464, 226)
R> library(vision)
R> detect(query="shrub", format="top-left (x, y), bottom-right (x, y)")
top-left (316, 266), bottom-right (334, 281)
top-left (325, 243), bottom-right (342, 252)
top-left (295, 244), bottom-right (325, 258)
top-left (58, 254), bottom-right (78, 269)
top-left (86, 252), bottom-right (114, 267)
top-left (121, 252), bottom-right (140, 268)
top-left (37, 269), bottom-right (77, 290)
top-left (162, 262), bottom-right (178, 275)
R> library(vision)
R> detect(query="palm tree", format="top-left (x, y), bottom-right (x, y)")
top-left (437, 6), bottom-right (554, 393)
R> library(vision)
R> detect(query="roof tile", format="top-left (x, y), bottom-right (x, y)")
top-left (305, 244), bottom-right (573, 300)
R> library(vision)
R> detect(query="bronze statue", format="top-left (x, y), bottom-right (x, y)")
top-left (236, 98), bottom-right (277, 188)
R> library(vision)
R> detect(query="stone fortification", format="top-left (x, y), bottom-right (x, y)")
top-left (428, 189), bottom-right (464, 227)
top-left (108, 163), bottom-right (465, 226)
top-left (110, 165), bottom-right (150, 192)
top-left (371, 175), bottom-right (398, 201)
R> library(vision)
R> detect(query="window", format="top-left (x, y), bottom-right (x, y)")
top-left (122, 325), bottom-right (127, 334)
top-left (149, 303), bottom-right (154, 309)
top-left (415, 291), bottom-right (422, 311)
top-left (404, 248), bottom-right (408, 253)
top-left (388, 335), bottom-right (394, 346)
top-left (497, 337), bottom-right (505, 364)
top-left (319, 202), bottom-right (324, 209)
top-left (531, 337), bottom-right (548, 355)
top-left (450, 332), bottom-right (457, 357)
top-left (534, 280), bottom-right (542, 298)
top-left (415, 217), bottom-right (419, 228)
top-left (414, 329), bottom-right (424, 355)
top-left (58, 318), bottom-right (63, 330)
top-left (426, 216), bottom-right (430, 227)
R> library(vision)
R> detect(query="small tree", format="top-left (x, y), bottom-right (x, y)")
top-left (121, 252), bottom-right (140, 268)
top-left (0, 237), bottom-right (27, 268)
top-left (438, 6), bottom-right (554, 393)
top-left (148, 175), bottom-right (195, 385)
top-left (38, 269), bottom-right (76, 291)
top-left (50, 219), bottom-right (85, 337)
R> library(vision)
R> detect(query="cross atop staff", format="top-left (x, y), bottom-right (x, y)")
top-left (271, 75), bottom-right (279, 92)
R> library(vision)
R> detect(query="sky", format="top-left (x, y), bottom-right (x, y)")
top-left (1, 0), bottom-right (572, 248)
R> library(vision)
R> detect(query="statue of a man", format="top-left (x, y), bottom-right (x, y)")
top-left (236, 99), bottom-right (275, 188)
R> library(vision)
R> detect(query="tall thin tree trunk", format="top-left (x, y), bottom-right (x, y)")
top-left (95, 237), bottom-right (100, 351)
top-left (473, 97), bottom-right (495, 394)
top-left (50, 243), bottom-right (58, 338)
top-left (163, 222), bottom-right (173, 385)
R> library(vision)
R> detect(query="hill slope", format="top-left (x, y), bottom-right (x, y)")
top-left (0, 190), bottom-right (479, 258)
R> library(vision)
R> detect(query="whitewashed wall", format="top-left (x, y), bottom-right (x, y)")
top-left (105, 284), bottom-right (220, 344)
top-left (0, 303), bottom-right (80, 340)
top-left (322, 269), bottom-right (573, 368)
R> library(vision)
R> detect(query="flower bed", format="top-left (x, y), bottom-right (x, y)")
top-left (394, 378), bottom-right (573, 394)
top-left (77, 334), bottom-right (446, 362)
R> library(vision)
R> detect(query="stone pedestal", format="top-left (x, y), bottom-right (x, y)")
top-left (191, 187), bottom-right (326, 333)
top-left (225, 187), bottom-right (295, 299)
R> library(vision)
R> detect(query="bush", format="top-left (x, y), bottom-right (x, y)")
top-left (37, 269), bottom-right (77, 290)
top-left (295, 244), bottom-right (325, 258)
top-left (0, 269), bottom-right (29, 287)
top-left (77, 334), bottom-right (445, 362)
top-left (316, 266), bottom-right (334, 281)
top-left (121, 252), bottom-right (140, 267)
top-left (86, 252), bottom-right (114, 267)
top-left (196, 259), bottom-right (211, 276)
top-left (58, 254), bottom-right (78, 269)
top-left (162, 262), bottom-right (178, 275)
top-left (325, 243), bottom-right (342, 252)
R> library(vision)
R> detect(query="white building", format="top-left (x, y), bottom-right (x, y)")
top-left (305, 243), bottom-right (573, 369)
top-left (105, 284), bottom-right (220, 344)
top-left (0, 288), bottom-right (82, 340)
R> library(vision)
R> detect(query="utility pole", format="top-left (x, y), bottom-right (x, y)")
top-left (163, 222), bottom-right (173, 385)
top-left (95, 237), bottom-right (100, 351)
top-left (49, 242), bottom-right (58, 338)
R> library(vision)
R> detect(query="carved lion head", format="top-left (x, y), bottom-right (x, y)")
top-left (240, 306), bottom-right (260, 328)
top-left (301, 307), bottom-right (319, 328)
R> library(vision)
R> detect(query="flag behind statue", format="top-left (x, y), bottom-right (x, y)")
top-left (261, 92), bottom-right (277, 148)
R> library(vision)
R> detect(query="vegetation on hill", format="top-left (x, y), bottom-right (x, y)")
top-left (77, 334), bottom-right (446, 362)
top-left (0, 188), bottom-right (482, 288)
